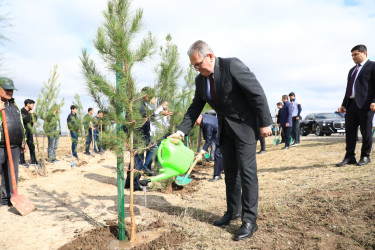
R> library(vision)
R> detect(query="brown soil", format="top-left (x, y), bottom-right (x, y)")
top-left (59, 219), bottom-right (185, 250)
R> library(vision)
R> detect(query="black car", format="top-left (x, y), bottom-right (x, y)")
top-left (300, 113), bottom-right (345, 136)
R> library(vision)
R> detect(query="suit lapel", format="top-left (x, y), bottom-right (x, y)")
top-left (214, 57), bottom-right (221, 105)
top-left (357, 60), bottom-right (370, 79)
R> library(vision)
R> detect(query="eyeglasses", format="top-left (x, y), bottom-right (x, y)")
top-left (190, 55), bottom-right (207, 69)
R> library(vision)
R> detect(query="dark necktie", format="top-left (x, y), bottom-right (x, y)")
top-left (208, 73), bottom-right (216, 103)
top-left (346, 64), bottom-right (360, 97)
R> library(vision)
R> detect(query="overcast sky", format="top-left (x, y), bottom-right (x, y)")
top-left (1, 0), bottom-right (375, 131)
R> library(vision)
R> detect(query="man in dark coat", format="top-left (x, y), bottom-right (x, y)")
top-left (279, 95), bottom-right (293, 149)
top-left (67, 105), bottom-right (78, 158)
top-left (19, 99), bottom-right (37, 166)
top-left (0, 77), bottom-right (26, 206)
top-left (169, 40), bottom-right (272, 241)
top-left (337, 44), bottom-right (375, 167)
top-left (195, 114), bottom-right (223, 181)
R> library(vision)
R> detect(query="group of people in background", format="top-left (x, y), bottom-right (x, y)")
top-left (276, 92), bottom-right (302, 150)
top-left (125, 87), bottom-right (173, 191)
top-left (256, 91), bottom-right (303, 153)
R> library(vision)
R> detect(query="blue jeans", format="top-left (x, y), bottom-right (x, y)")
top-left (94, 130), bottom-right (101, 152)
top-left (125, 153), bottom-right (144, 188)
top-left (85, 129), bottom-right (93, 153)
top-left (70, 131), bottom-right (78, 157)
top-left (47, 135), bottom-right (59, 160)
top-left (144, 143), bottom-right (158, 170)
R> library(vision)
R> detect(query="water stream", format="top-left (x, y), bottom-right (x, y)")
top-left (142, 186), bottom-right (147, 217)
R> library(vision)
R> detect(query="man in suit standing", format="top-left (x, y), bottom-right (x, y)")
top-left (337, 44), bottom-right (375, 167)
top-left (195, 114), bottom-right (223, 181)
top-left (169, 40), bottom-right (272, 241)
top-left (279, 95), bottom-right (293, 149)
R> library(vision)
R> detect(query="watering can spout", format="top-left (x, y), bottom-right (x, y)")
top-left (140, 179), bottom-right (151, 186)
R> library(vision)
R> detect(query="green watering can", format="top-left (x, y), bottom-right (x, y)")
top-left (140, 138), bottom-right (194, 186)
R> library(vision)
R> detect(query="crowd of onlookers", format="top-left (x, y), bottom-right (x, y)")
top-left (257, 92), bottom-right (302, 153)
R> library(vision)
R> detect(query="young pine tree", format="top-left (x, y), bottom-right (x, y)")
top-left (154, 34), bottom-right (183, 134)
top-left (80, 0), bottom-right (156, 242)
top-left (35, 65), bottom-right (64, 170)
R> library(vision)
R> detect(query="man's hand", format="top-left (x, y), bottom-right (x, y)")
top-left (0, 101), bottom-right (4, 111)
top-left (29, 110), bottom-right (35, 114)
top-left (21, 142), bottom-right (28, 153)
top-left (338, 106), bottom-right (346, 113)
top-left (168, 132), bottom-right (182, 140)
top-left (370, 103), bottom-right (375, 112)
top-left (260, 126), bottom-right (272, 138)
top-left (286, 122), bottom-right (289, 127)
top-left (196, 151), bottom-right (205, 161)
top-left (296, 116), bottom-right (299, 120)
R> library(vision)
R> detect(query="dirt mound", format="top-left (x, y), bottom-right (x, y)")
top-left (58, 219), bottom-right (185, 250)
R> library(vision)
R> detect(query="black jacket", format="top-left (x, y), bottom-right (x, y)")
top-left (21, 107), bottom-right (34, 133)
top-left (179, 57), bottom-right (272, 143)
top-left (0, 99), bottom-right (25, 147)
top-left (342, 59), bottom-right (375, 109)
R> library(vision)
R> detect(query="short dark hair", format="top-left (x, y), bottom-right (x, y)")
top-left (88, 108), bottom-right (93, 112)
top-left (277, 102), bottom-right (283, 106)
top-left (351, 44), bottom-right (367, 53)
top-left (141, 86), bottom-right (151, 92)
top-left (282, 95), bottom-right (289, 100)
top-left (97, 110), bottom-right (103, 114)
top-left (289, 92), bottom-right (295, 97)
top-left (24, 99), bottom-right (35, 106)
top-left (70, 105), bottom-right (77, 110)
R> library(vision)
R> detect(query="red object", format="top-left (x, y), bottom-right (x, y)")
top-left (1, 109), bottom-right (36, 216)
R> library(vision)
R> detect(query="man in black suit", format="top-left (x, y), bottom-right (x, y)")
top-left (337, 44), bottom-right (375, 167)
top-left (169, 40), bottom-right (272, 241)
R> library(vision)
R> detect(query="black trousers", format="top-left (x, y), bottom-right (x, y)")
top-left (258, 136), bottom-right (265, 151)
top-left (220, 120), bottom-right (258, 223)
top-left (283, 126), bottom-right (292, 147)
top-left (213, 146), bottom-right (223, 176)
top-left (20, 132), bottom-right (36, 163)
top-left (345, 99), bottom-right (374, 158)
top-left (1, 146), bottom-right (20, 201)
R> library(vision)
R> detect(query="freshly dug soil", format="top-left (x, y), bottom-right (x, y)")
top-left (59, 219), bottom-right (185, 250)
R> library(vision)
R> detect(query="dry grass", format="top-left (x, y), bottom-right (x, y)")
top-left (163, 134), bottom-right (375, 249)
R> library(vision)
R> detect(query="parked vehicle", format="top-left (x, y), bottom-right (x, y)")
top-left (300, 113), bottom-right (345, 136)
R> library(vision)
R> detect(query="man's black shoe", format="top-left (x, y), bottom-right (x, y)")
top-left (143, 168), bottom-right (156, 176)
top-left (84, 152), bottom-right (91, 156)
top-left (52, 159), bottom-right (60, 163)
top-left (209, 175), bottom-right (222, 182)
top-left (234, 222), bottom-right (258, 241)
top-left (281, 146), bottom-right (289, 150)
top-left (257, 150), bottom-right (266, 154)
top-left (213, 212), bottom-right (241, 226)
top-left (357, 156), bottom-right (371, 166)
top-left (20, 162), bottom-right (29, 168)
top-left (336, 157), bottom-right (357, 167)
top-left (30, 160), bottom-right (39, 165)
